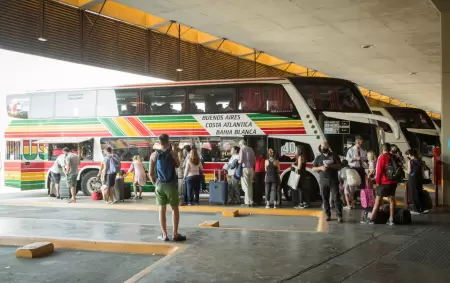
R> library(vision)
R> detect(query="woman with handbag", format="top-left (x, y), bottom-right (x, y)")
top-left (291, 147), bottom-right (309, 209)
top-left (264, 148), bottom-right (280, 209)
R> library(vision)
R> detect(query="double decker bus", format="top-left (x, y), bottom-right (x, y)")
top-left (371, 107), bottom-right (440, 170)
top-left (3, 77), bottom-right (398, 199)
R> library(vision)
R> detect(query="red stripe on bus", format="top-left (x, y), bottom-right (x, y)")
top-left (5, 131), bottom-right (112, 138)
top-left (126, 117), bottom-right (154, 137)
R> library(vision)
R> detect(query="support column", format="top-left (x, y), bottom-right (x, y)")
top-left (435, 1), bottom-right (450, 205)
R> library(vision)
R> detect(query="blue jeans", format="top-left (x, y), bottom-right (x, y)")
top-left (186, 175), bottom-right (201, 204)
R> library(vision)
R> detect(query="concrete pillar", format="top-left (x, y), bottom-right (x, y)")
top-left (434, 0), bottom-right (450, 205)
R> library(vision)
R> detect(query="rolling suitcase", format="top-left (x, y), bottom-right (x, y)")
top-left (421, 190), bottom-right (433, 211)
top-left (59, 173), bottom-right (71, 199)
top-left (114, 177), bottom-right (125, 202)
top-left (124, 183), bottom-right (131, 199)
top-left (209, 170), bottom-right (228, 205)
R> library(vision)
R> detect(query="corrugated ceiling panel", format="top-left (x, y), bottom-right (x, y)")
top-left (179, 40), bottom-right (199, 81)
top-left (255, 62), bottom-right (270, 78)
top-left (149, 31), bottom-right (177, 81)
top-left (238, 59), bottom-right (255, 78)
top-left (83, 12), bottom-right (120, 70)
top-left (44, 0), bottom-right (81, 62)
top-left (199, 46), bottom-right (238, 80)
top-left (117, 22), bottom-right (147, 74)
top-left (0, 0), bottom-right (42, 56)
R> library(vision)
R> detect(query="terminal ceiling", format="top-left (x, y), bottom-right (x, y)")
top-left (114, 0), bottom-right (441, 115)
top-left (0, 0), bottom-right (442, 118)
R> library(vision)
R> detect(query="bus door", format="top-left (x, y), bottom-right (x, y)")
top-left (245, 136), bottom-right (267, 158)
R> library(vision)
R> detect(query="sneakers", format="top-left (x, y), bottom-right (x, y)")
top-left (362, 219), bottom-right (375, 224)
top-left (265, 203), bottom-right (270, 209)
top-left (344, 206), bottom-right (351, 211)
top-left (387, 219), bottom-right (395, 226)
top-left (157, 235), bottom-right (170, 242)
top-left (337, 217), bottom-right (343, 223)
top-left (302, 203), bottom-right (309, 208)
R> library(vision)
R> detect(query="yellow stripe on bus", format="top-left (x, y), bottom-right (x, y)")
top-left (113, 117), bottom-right (140, 137)
top-left (254, 121), bottom-right (303, 127)
top-left (144, 123), bottom-right (204, 129)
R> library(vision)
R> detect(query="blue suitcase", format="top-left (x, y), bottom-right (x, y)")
top-left (209, 170), bottom-right (228, 205)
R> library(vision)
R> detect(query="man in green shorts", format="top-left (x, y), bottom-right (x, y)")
top-left (64, 147), bottom-right (80, 203)
top-left (149, 134), bottom-right (186, 242)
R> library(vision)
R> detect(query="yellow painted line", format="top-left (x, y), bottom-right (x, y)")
top-left (396, 184), bottom-right (435, 193)
top-left (113, 117), bottom-right (140, 137)
top-left (0, 201), bottom-right (328, 232)
top-left (0, 235), bottom-right (187, 283)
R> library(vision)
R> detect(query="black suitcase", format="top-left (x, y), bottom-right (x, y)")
top-left (124, 183), bottom-right (131, 199)
top-left (421, 190), bottom-right (433, 211)
top-left (394, 208), bottom-right (411, 225)
top-left (114, 177), bottom-right (125, 201)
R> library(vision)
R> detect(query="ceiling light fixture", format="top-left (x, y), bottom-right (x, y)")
top-left (409, 72), bottom-right (419, 75)
top-left (37, 37), bottom-right (47, 42)
top-left (176, 68), bottom-right (183, 72)
top-left (361, 44), bottom-right (374, 49)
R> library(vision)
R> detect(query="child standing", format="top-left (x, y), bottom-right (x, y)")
top-left (127, 155), bottom-right (146, 199)
top-left (339, 159), bottom-right (361, 210)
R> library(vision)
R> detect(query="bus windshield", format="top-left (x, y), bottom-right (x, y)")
top-left (385, 107), bottom-right (435, 130)
top-left (289, 77), bottom-right (371, 113)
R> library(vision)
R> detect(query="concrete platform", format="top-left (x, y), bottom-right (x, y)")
top-left (0, 184), bottom-right (447, 282)
top-left (0, 246), bottom-right (163, 283)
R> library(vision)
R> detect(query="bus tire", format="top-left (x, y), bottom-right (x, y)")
top-left (81, 170), bottom-right (100, 196)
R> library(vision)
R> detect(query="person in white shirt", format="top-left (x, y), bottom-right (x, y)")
top-left (345, 136), bottom-right (367, 189)
top-left (184, 149), bottom-right (203, 206)
top-left (49, 153), bottom-right (66, 199)
top-left (223, 146), bottom-right (241, 204)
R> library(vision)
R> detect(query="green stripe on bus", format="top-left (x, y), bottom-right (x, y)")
top-left (10, 118), bottom-right (101, 126)
top-left (99, 118), bottom-right (125, 136)
top-left (247, 114), bottom-right (291, 121)
top-left (139, 115), bottom-right (196, 123)
top-left (5, 180), bottom-right (21, 188)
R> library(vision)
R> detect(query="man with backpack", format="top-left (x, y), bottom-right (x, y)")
top-left (365, 143), bottom-right (399, 226)
top-left (104, 147), bottom-right (121, 203)
top-left (149, 134), bottom-right (186, 242)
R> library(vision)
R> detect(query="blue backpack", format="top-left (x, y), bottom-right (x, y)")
top-left (155, 149), bottom-right (176, 183)
top-left (107, 155), bottom-right (121, 174)
top-left (234, 162), bottom-right (243, 181)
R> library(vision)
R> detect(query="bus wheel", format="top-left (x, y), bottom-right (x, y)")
top-left (81, 170), bottom-right (101, 196)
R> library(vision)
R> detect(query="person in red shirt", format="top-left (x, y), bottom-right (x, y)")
top-left (253, 150), bottom-right (266, 205)
top-left (366, 143), bottom-right (397, 225)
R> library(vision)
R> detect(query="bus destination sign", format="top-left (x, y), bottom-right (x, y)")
top-left (324, 121), bottom-right (350, 134)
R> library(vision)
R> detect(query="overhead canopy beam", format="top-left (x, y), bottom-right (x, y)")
top-left (149, 20), bottom-right (172, 29)
top-left (202, 38), bottom-right (224, 46)
top-left (80, 0), bottom-right (104, 10)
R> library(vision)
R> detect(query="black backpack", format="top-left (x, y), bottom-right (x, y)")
top-left (385, 154), bottom-right (403, 182)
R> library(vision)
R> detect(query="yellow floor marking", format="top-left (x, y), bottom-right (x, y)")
top-left (0, 236), bottom-right (187, 283)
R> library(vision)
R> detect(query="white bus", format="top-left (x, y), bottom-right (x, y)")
top-left (371, 107), bottom-right (440, 170)
top-left (4, 77), bottom-right (398, 199)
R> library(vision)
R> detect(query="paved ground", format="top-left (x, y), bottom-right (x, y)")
top-left (0, 246), bottom-right (162, 283)
top-left (0, 186), bottom-right (448, 283)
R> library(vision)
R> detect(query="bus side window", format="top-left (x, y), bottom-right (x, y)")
top-left (188, 87), bottom-right (236, 114)
top-left (116, 89), bottom-right (140, 116)
top-left (142, 88), bottom-right (186, 115)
